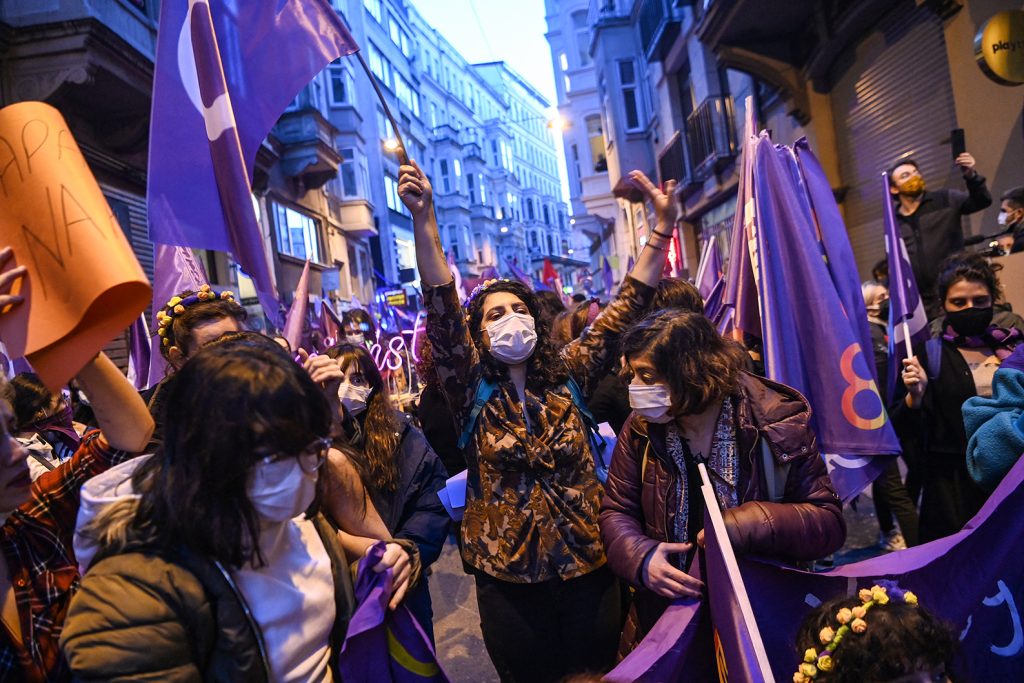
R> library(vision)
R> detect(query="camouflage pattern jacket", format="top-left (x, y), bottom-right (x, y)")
top-left (423, 277), bottom-right (655, 583)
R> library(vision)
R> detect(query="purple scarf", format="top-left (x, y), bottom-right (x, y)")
top-left (941, 324), bottom-right (1024, 360)
top-left (25, 404), bottom-right (80, 460)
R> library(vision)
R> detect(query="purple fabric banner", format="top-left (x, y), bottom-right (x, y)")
top-left (338, 542), bottom-right (449, 683)
top-left (751, 135), bottom-right (899, 501)
top-left (721, 108), bottom-right (761, 343)
top-left (446, 250), bottom-right (466, 301)
top-left (148, 0), bottom-right (358, 326)
top-left (695, 239), bottom-right (723, 301)
top-left (282, 259), bottom-right (310, 352)
top-left (601, 257), bottom-right (614, 298)
top-left (882, 172), bottom-right (930, 402)
top-left (126, 314), bottom-right (152, 391)
top-left (607, 453), bottom-right (1024, 681)
top-left (319, 295), bottom-right (342, 349)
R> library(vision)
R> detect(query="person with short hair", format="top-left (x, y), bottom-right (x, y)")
top-left (600, 309), bottom-right (845, 653)
top-left (999, 185), bottom-right (1024, 253)
top-left (888, 154), bottom-right (992, 318)
top-left (341, 308), bottom-right (376, 347)
top-left (142, 285), bottom-right (248, 449)
top-left (893, 253), bottom-right (1021, 541)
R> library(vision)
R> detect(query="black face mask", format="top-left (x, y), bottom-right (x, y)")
top-left (945, 307), bottom-right (994, 337)
top-left (877, 299), bottom-right (890, 322)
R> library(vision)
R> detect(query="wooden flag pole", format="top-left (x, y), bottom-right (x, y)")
top-left (353, 51), bottom-right (410, 166)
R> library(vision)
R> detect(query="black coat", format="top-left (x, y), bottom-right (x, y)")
top-left (890, 339), bottom-right (987, 542)
top-left (417, 383), bottom-right (464, 477)
top-left (894, 174), bottom-right (992, 318)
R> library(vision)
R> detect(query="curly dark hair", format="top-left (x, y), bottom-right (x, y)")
top-left (129, 336), bottom-right (331, 569)
top-left (653, 277), bottom-right (704, 313)
top-left (621, 308), bottom-right (748, 415)
top-left (936, 252), bottom-right (1003, 304)
top-left (465, 280), bottom-right (569, 393)
top-left (326, 343), bottom-right (400, 494)
top-left (551, 299), bottom-right (601, 348)
top-left (795, 592), bottom-right (957, 683)
top-left (156, 288), bottom-right (248, 361)
top-left (533, 288), bottom-right (567, 331)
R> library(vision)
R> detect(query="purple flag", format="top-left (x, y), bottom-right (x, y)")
top-left (751, 134), bottom-right (899, 502)
top-left (508, 258), bottom-right (534, 289)
top-left (882, 172), bottom-right (930, 401)
top-left (338, 542), bottom-right (449, 683)
top-left (148, 244), bottom-right (210, 385)
top-left (319, 295), bottom-right (342, 350)
top-left (446, 250), bottom-right (466, 301)
top-left (720, 108), bottom-right (761, 343)
top-left (283, 259), bottom-right (311, 352)
top-left (695, 240), bottom-right (722, 300)
top-left (601, 257), bottom-right (614, 298)
top-left (148, 0), bottom-right (359, 326)
top-left (126, 314), bottom-right (152, 391)
top-left (699, 464), bottom-right (773, 683)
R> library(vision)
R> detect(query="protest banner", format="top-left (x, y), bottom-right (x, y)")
top-left (0, 101), bottom-right (150, 390)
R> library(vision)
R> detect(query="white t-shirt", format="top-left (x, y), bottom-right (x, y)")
top-left (234, 516), bottom-right (336, 683)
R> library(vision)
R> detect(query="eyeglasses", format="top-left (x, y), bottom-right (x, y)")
top-left (259, 437), bottom-right (332, 474)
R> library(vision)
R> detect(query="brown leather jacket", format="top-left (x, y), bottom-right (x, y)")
top-left (600, 372), bottom-right (845, 589)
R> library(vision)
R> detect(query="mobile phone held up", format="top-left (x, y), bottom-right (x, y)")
top-left (951, 128), bottom-right (966, 161)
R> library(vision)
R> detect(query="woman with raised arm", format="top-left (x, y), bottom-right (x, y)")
top-left (398, 161), bottom-right (675, 682)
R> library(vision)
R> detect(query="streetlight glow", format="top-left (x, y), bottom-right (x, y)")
top-left (500, 226), bottom-right (509, 233)
top-left (383, 138), bottom-right (401, 152)
top-left (546, 115), bottom-right (568, 131)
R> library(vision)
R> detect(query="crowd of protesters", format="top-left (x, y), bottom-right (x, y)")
top-left (0, 147), bottom-right (1019, 683)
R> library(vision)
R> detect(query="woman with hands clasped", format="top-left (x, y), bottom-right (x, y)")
top-left (397, 161), bottom-right (673, 682)
top-left (599, 309), bottom-right (846, 655)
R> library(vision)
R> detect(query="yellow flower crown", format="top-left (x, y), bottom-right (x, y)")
top-left (155, 284), bottom-right (236, 347)
top-left (793, 582), bottom-right (919, 683)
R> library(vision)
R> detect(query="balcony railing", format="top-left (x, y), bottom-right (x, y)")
top-left (638, 0), bottom-right (682, 61)
top-left (685, 96), bottom-right (737, 180)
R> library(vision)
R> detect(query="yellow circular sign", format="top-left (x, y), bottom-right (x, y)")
top-left (976, 10), bottom-right (1024, 86)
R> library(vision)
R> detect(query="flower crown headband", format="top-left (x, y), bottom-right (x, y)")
top-left (156, 284), bottom-right (236, 347)
top-left (794, 581), bottom-right (919, 683)
top-left (463, 278), bottom-right (511, 308)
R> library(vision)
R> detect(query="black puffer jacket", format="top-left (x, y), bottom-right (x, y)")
top-left (60, 512), bottom-right (355, 682)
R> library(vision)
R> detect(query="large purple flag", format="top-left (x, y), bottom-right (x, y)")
top-left (126, 314), bottom-right (152, 391)
top-left (338, 542), bottom-right (449, 683)
top-left (695, 239), bottom-right (722, 300)
top-left (614, 453), bottom-right (1024, 680)
top-left (601, 257), bottom-right (614, 298)
top-left (148, 243), bottom-right (209, 385)
top-left (882, 172), bottom-right (930, 401)
top-left (751, 134), bottom-right (899, 502)
top-left (148, 0), bottom-right (359, 326)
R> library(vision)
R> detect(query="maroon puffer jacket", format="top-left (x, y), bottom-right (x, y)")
top-left (600, 371), bottom-right (845, 589)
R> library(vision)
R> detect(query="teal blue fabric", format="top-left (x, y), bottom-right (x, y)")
top-left (963, 365), bottom-right (1024, 491)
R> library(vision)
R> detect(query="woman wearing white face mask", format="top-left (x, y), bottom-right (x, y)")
top-left (399, 160), bottom-right (675, 682)
top-left (320, 342), bottom-right (449, 642)
top-left (62, 335), bottom-right (414, 682)
top-left (600, 309), bottom-right (846, 655)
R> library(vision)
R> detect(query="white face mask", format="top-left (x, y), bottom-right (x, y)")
top-left (344, 334), bottom-right (365, 346)
top-left (629, 381), bottom-right (675, 424)
top-left (247, 457), bottom-right (318, 523)
top-left (486, 312), bottom-right (538, 365)
top-left (338, 382), bottom-right (372, 416)
top-left (999, 211), bottom-right (1009, 227)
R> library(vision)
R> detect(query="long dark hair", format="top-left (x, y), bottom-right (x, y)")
top-left (131, 337), bottom-right (331, 568)
top-left (326, 343), bottom-right (400, 493)
top-left (465, 280), bottom-right (569, 393)
top-left (621, 309), bottom-right (748, 415)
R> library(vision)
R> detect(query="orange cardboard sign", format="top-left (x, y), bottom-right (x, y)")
top-left (0, 101), bottom-right (151, 391)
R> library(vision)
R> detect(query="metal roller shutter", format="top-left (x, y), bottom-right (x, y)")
top-left (830, 0), bottom-right (958, 279)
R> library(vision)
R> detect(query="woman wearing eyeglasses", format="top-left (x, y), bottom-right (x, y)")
top-left (60, 335), bottom-right (412, 682)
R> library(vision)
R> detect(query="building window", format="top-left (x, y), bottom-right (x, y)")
top-left (273, 202), bottom-right (323, 263)
top-left (572, 11), bottom-right (591, 67)
top-left (339, 148), bottom-right (360, 198)
top-left (527, 199), bottom-right (535, 221)
top-left (467, 173), bottom-right (478, 204)
top-left (364, 0), bottom-right (382, 23)
top-left (327, 61), bottom-right (349, 107)
top-left (586, 116), bottom-right (607, 172)
top-left (571, 144), bottom-right (582, 193)
top-left (618, 60), bottom-right (642, 131)
top-left (543, 205), bottom-right (550, 225)
top-left (559, 52), bottom-right (568, 71)
top-left (384, 175), bottom-right (409, 216)
top-left (439, 160), bottom-right (451, 193)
